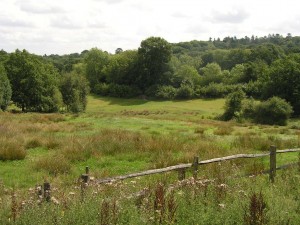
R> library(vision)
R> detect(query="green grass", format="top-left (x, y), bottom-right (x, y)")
top-left (0, 95), bottom-right (300, 190)
top-left (1, 93), bottom-right (300, 224)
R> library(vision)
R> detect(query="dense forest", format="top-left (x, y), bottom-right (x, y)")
top-left (1, 34), bottom-right (300, 122)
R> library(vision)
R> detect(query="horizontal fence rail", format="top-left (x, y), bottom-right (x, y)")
top-left (95, 147), bottom-right (300, 184)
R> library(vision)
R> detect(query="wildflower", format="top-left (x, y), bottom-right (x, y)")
top-left (218, 203), bottom-right (225, 209)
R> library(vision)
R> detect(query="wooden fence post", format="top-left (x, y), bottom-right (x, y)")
top-left (192, 156), bottom-right (199, 179)
top-left (81, 166), bottom-right (90, 184)
top-left (178, 168), bottom-right (186, 181)
top-left (269, 145), bottom-right (277, 183)
top-left (43, 182), bottom-right (51, 202)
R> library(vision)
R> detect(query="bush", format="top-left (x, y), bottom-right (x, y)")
top-left (94, 83), bottom-right (110, 96)
top-left (197, 83), bottom-right (242, 98)
top-left (176, 84), bottom-right (194, 99)
top-left (242, 97), bottom-right (257, 119)
top-left (155, 85), bottom-right (177, 99)
top-left (222, 89), bottom-right (245, 120)
top-left (95, 83), bottom-right (141, 98)
top-left (109, 84), bottom-right (141, 98)
top-left (254, 97), bottom-right (293, 125)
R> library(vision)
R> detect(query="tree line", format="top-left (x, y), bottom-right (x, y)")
top-left (0, 49), bottom-right (89, 113)
top-left (1, 34), bottom-right (300, 120)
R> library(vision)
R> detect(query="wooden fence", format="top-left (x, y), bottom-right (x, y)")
top-left (40, 146), bottom-right (300, 202)
top-left (92, 146), bottom-right (300, 184)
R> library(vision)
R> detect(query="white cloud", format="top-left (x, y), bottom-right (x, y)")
top-left (209, 8), bottom-right (249, 24)
top-left (18, 1), bottom-right (65, 14)
top-left (0, 0), bottom-right (300, 55)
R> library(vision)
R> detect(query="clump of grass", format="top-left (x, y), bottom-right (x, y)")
top-left (25, 138), bottom-right (43, 149)
top-left (213, 125), bottom-right (234, 136)
top-left (0, 137), bottom-right (26, 161)
top-left (44, 135), bottom-right (62, 150)
top-left (194, 127), bottom-right (206, 134)
top-left (33, 154), bottom-right (71, 176)
top-left (232, 135), bottom-right (271, 151)
top-left (61, 137), bottom-right (93, 162)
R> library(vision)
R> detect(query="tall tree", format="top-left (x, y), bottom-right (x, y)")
top-left (84, 48), bottom-right (109, 92)
top-left (104, 50), bottom-right (138, 85)
top-left (200, 62), bottom-right (223, 86)
top-left (136, 37), bottom-right (172, 91)
top-left (264, 56), bottom-right (300, 114)
top-left (60, 72), bottom-right (90, 113)
top-left (5, 50), bottom-right (61, 112)
top-left (0, 64), bottom-right (12, 111)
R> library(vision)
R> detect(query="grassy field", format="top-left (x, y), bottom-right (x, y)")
top-left (1, 95), bottom-right (300, 224)
top-left (0, 95), bottom-right (299, 188)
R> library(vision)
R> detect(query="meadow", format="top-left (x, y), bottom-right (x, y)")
top-left (1, 95), bottom-right (300, 224)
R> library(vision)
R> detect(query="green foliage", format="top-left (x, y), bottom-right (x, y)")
top-left (0, 64), bottom-right (11, 111)
top-left (104, 50), bottom-right (138, 85)
top-left (198, 83), bottom-right (241, 98)
top-left (5, 50), bottom-right (61, 112)
top-left (176, 84), bottom-right (194, 99)
top-left (250, 43), bottom-right (285, 65)
top-left (94, 83), bottom-right (110, 96)
top-left (84, 48), bottom-right (109, 91)
top-left (155, 85), bottom-right (177, 99)
top-left (108, 84), bottom-right (141, 98)
top-left (200, 62), bottom-right (224, 86)
top-left (241, 97), bottom-right (257, 119)
top-left (222, 89), bottom-right (246, 120)
top-left (264, 57), bottom-right (300, 114)
top-left (172, 65), bottom-right (201, 88)
top-left (95, 83), bottom-right (141, 98)
top-left (137, 37), bottom-right (172, 91)
top-left (254, 97), bottom-right (293, 125)
top-left (60, 72), bottom-right (90, 113)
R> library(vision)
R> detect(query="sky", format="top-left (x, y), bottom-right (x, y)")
top-left (0, 0), bottom-right (300, 55)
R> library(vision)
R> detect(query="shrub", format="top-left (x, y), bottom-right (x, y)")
top-left (155, 85), bottom-right (177, 99)
top-left (94, 83), bottom-right (110, 96)
top-left (109, 84), bottom-right (141, 98)
top-left (95, 83), bottom-right (141, 98)
top-left (176, 84), bottom-right (194, 99)
top-left (222, 89), bottom-right (245, 121)
top-left (197, 83), bottom-right (242, 98)
top-left (254, 97), bottom-right (293, 125)
top-left (242, 97), bottom-right (257, 119)
top-left (197, 83), bottom-right (227, 98)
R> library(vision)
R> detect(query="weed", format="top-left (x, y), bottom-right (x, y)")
top-left (244, 191), bottom-right (268, 225)
top-left (99, 199), bottom-right (118, 225)
top-left (154, 182), bottom-right (166, 224)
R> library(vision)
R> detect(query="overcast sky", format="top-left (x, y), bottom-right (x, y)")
top-left (1, 0), bottom-right (299, 55)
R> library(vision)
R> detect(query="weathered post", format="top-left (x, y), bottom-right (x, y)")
top-left (178, 168), bottom-right (186, 181)
top-left (192, 156), bottom-right (199, 179)
top-left (43, 182), bottom-right (51, 202)
top-left (269, 145), bottom-right (277, 183)
top-left (81, 166), bottom-right (90, 184)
